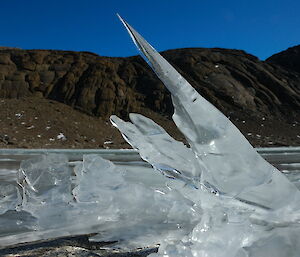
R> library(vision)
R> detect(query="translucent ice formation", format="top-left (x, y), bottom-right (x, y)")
top-left (0, 154), bottom-right (199, 249)
top-left (115, 14), bottom-right (300, 211)
top-left (110, 15), bottom-right (300, 256)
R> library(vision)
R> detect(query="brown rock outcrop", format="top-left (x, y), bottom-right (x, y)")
top-left (0, 47), bottom-right (299, 121)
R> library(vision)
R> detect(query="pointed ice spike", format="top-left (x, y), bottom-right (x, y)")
top-left (117, 14), bottom-right (247, 149)
top-left (117, 15), bottom-right (300, 210)
top-left (117, 14), bottom-right (197, 97)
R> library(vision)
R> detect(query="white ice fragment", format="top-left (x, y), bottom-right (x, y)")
top-left (0, 183), bottom-right (22, 215)
top-left (15, 113), bottom-right (22, 118)
top-left (45, 126), bottom-right (51, 130)
top-left (103, 141), bottom-right (113, 145)
top-left (26, 125), bottom-right (34, 130)
top-left (19, 155), bottom-right (72, 205)
top-left (57, 133), bottom-right (66, 141)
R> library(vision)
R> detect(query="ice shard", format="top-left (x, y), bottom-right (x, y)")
top-left (115, 15), bottom-right (300, 210)
top-left (110, 114), bottom-right (203, 188)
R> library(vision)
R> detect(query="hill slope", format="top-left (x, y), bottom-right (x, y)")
top-left (266, 45), bottom-right (300, 74)
top-left (0, 47), bottom-right (299, 148)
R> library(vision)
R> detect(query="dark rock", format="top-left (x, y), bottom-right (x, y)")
top-left (266, 45), bottom-right (300, 74)
top-left (0, 134), bottom-right (10, 144)
top-left (6, 71), bottom-right (26, 81)
top-left (39, 71), bottom-right (55, 84)
top-left (0, 63), bottom-right (16, 75)
top-left (0, 54), bottom-right (13, 65)
top-left (0, 235), bottom-right (158, 257)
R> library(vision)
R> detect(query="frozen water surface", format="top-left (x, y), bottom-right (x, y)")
top-left (0, 16), bottom-right (300, 256)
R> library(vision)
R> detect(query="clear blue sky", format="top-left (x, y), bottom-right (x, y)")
top-left (1, 0), bottom-right (299, 60)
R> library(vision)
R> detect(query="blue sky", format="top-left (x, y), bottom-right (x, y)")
top-left (1, 0), bottom-right (299, 60)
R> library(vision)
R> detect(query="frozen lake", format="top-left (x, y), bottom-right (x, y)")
top-left (1, 146), bottom-right (300, 170)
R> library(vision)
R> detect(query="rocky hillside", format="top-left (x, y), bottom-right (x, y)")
top-left (266, 45), bottom-right (300, 74)
top-left (0, 47), bottom-right (299, 120)
top-left (0, 46), bottom-right (299, 148)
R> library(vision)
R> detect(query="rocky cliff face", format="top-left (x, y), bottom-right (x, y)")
top-left (0, 47), bottom-right (299, 120)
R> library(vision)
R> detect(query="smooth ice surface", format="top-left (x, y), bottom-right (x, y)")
top-left (0, 15), bottom-right (300, 257)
